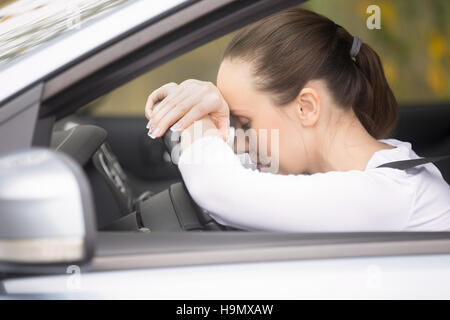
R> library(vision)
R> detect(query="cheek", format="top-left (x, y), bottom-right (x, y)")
top-left (253, 117), bottom-right (285, 160)
top-left (272, 127), bottom-right (292, 169)
top-left (251, 110), bottom-right (305, 174)
top-left (280, 125), bottom-right (309, 174)
top-left (267, 121), bottom-right (301, 172)
top-left (253, 126), bottom-right (293, 173)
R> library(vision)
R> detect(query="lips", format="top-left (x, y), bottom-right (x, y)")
top-left (256, 162), bottom-right (269, 171)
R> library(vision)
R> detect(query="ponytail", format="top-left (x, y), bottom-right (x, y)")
top-left (354, 43), bottom-right (398, 139)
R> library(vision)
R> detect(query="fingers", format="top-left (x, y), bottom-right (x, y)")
top-left (148, 95), bottom-right (201, 138)
top-left (210, 108), bottom-right (230, 142)
top-left (168, 101), bottom-right (211, 133)
top-left (148, 90), bottom-right (216, 138)
top-left (217, 116), bottom-right (231, 142)
top-left (144, 82), bottom-right (177, 119)
top-left (145, 79), bottom-right (231, 140)
top-left (150, 79), bottom-right (209, 122)
top-left (149, 89), bottom-right (190, 127)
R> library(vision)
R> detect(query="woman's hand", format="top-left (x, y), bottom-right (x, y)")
top-left (144, 79), bottom-right (230, 141)
top-left (180, 115), bottom-right (222, 153)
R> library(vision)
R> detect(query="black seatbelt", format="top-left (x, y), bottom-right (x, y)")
top-left (377, 154), bottom-right (450, 170)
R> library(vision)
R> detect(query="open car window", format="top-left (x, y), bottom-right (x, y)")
top-left (82, 0), bottom-right (450, 117)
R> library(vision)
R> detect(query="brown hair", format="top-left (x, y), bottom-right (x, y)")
top-left (221, 8), bottom-right (398, 139)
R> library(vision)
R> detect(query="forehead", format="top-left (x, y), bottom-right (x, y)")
top-left (217, 58), bottom-right (252, 89)
top-left (217, 59), bottom-right (265, 114)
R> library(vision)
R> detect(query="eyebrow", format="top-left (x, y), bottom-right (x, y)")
top-left (230, 110), bottom-right (246, 117)
top-left (231, 115), bottom-right (250, 127)
top-left (230, 108), bottom-right (250, 117)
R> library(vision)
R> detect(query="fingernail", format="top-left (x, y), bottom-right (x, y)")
top-left (147, 125), bottom-right (154, 137)
top-left (146, 120), bottom-right (151, 129)
top-left (170, 122), bottom-right (182, 132)
top-left (148, 127), bottom-right (160, 139)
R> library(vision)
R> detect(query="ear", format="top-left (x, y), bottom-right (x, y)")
top-left (296, 85), bottom-right (321, 127)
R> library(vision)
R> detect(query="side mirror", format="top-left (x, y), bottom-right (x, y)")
top-left (0, 148), bottom-right (96, 273)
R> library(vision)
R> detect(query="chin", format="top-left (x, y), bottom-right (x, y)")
top-left (258, 163), bottom-right (282, 174)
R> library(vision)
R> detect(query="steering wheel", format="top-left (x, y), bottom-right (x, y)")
top-left (51, 121), bottom-right (229, 231)
top-left (136, 126), bottom-right (235, 231)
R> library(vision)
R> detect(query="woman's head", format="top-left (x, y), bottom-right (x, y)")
top-left (216, 8), bottom-right (398, 174)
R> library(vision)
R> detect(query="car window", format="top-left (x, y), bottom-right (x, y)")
top-left (0, 0), bottom-right (188, 104)
top-left (79, 32), bottom-right (236, 115)
top-left (81, 0), bottom-right (450, 116)
top-left (0, 0), bottom-right (132, 67)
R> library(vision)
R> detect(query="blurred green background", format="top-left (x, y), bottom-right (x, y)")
top-left (86, 0), bottom-right (450, 115)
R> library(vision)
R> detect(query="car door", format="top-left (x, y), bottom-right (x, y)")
top-left (3, 231), bottom-right (450, 299)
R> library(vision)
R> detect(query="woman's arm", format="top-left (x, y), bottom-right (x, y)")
top-left (144, 80), bottom-right (230, 141)
top-left (178, 129), bottom-right (415, 232)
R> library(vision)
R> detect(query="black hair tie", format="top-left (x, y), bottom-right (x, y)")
top-left (350, 36), bottom-right (362, 58)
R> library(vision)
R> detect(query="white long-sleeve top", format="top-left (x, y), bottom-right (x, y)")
top-left (178, 135), bottom-right (450, 232)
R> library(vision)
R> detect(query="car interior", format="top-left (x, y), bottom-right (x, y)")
top-left (48, 101), bottom-right (450, 233)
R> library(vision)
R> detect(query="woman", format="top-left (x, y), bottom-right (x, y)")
top-left (144, 8), bottom-right (450, 231)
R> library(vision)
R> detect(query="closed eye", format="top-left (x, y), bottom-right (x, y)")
top-left (232, 115), bottom-right (251, 130)
top-left (241, 122), bottom-right (251, 130)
